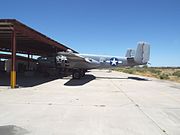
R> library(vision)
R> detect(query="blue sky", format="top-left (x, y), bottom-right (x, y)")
top-left (0, 0), bottom-right (180, 66)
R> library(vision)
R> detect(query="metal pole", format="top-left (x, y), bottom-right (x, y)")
top-left (11, 29), bottom-right (16, 88)
top-left (28, 53), bottom-right (30, 70)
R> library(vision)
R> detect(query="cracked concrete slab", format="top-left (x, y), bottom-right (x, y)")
top-left (0, 70), bottom-right (180, 135)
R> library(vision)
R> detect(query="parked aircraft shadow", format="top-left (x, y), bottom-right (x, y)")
top-left (0, 72), bottom-right (59, 87)
top-left (64, 75), bottom-right (96, 86)
top-left (64, 75), bottom-right (149, 86)
top-left (96, 76), bottom-right (149, 81)
top-left (127, 76), bottom-right (149, 81)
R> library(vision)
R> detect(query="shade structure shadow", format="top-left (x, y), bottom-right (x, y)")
top-left (64, 74), bottom-right (96, 86)
top-left (0, 125), bottom-right (29, 135)
top-left (0, 72), bottom-right (59, 87)
top-left (0, 71), bottom-right (9, 86)
top-left (17, 76), bottom-right (59, 87)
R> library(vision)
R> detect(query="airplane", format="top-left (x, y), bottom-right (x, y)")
top-left (51, 41), bottom-right (150, 79)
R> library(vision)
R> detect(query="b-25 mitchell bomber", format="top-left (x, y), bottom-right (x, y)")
top-left (38, 42), bottom-right (150, 79)
top-left (56, 42), bottom-right (150, 79)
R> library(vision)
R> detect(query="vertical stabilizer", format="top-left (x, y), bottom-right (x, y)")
top-left (125, 49), bottom-right (135, 58)
top-left (134, 42), bottom-right (150, 64)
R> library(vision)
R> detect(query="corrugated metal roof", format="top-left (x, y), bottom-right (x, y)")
top-left (0, 19), bottom-right (77, 56)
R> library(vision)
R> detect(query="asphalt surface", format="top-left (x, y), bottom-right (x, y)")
top-left (0, 69), bottom-right (180, 135)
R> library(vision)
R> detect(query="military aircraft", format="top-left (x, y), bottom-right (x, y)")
top-left (53, 42), bottom-right (150, 79)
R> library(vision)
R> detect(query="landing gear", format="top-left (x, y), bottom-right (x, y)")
top-left (72, 69), bottom-right (86, 79)
top-left (81, 70), bottom-right (85, 77)
top-left (72, 70), bottom-right (81, 79)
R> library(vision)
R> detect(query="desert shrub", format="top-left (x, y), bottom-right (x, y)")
top-left (172, 71), bottom-right (180, 77)
top-left (115, 68), bottom-right (124, 72)
top-left (159, 73), bottom-right (169, 80)
top-left (142, 65), bottom-right (148, 68)
top-left (122, 68), bottom-right (134, 74)
top-left (135, 68), bottom-right (146, 73)
top-left (148, 68), bottom-right (161, 75)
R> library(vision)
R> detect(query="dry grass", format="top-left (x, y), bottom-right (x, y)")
top-left (114, 67), bottom-right (180, 83)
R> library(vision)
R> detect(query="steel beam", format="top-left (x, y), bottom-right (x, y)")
top-left (28, 53), bottom-right (30, 70)
top-left (11, 29), bottom-right (16, 88)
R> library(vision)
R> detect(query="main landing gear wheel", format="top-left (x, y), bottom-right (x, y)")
top-left (72, 70), bottom-right (81, 79)
top-left (72, 69), bottom-right (86, 79)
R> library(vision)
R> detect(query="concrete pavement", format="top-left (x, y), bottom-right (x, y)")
top-left (0, 69), bottom-right (180, 135)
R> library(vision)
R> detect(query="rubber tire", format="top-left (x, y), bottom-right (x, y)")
top-left (72, 70), bottom-right (81, 79)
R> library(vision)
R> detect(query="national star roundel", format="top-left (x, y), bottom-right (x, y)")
top-left (110, 57), bottom-right (119, 66)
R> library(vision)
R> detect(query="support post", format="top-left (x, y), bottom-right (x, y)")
top-left (28, 53), bottom-right (30, 70)
top-left (11, 29), bottom-right (16, 88)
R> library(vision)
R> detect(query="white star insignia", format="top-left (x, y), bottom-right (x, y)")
top-left (111, 58), bottom-right (118, 66)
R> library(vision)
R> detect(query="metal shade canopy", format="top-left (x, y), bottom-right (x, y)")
top-left (0, 19), bottom-right (76, 88)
